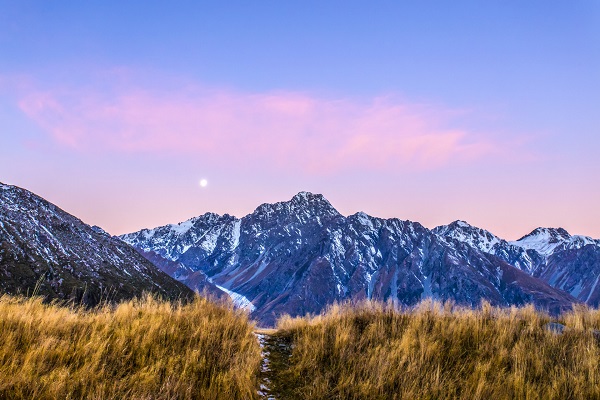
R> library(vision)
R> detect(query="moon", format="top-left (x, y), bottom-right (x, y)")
top-left (199, 179), bottom-right (208, 188)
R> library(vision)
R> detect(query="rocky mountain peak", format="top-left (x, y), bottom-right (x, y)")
top-left (434, 220), bottom-right (470, 233)
top-left (290, 191), bottom-right (336, 210)
top-left (348, 211), bottom-right (380, 230)
top-left (452, 220), bottom-right (471, 228)
top-left (252, 191), bottom-right (340, 222)
top-left (511, 227), bottom-right (597, 257)
top-left (433, 220), bottom-right (501, 253)
top-left (517, 227), bottom-right (571, 243)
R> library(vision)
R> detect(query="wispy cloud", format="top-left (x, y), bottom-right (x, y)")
top-left (15, 73), bottom-right (510, 174)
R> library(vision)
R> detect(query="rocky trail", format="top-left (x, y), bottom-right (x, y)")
top-left (255, 330), bottom-right (294, 400)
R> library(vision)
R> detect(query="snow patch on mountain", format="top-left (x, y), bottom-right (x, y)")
top-left (216, 284), bottom-right (256, 312)
top-left (170, 219), bottom-right (195, 235)
top-left (587, 276), bottom-right (600, 303)
top-left (355, 212), bottom-right (374, 229)
top-left (231, 220), bottom-right (242, 249)
top-left (199, 227), bottom-right (222, 253)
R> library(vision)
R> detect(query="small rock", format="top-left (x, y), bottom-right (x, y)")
top-left (545, 322), bottom-right (566, 334)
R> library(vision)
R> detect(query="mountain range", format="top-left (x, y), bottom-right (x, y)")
top-left (434, 221), bottom-right (600, 305)
top-left (1, 182), bottom-right (598, 326)
top-left (121, 192), bottom-right (599, 325)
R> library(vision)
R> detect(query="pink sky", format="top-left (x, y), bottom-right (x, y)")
top-left (17, 82), bottom-right (505, 174)
top-left (2, 72), bottom-right (599, 240)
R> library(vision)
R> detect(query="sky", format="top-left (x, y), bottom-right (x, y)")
top-left (0, 1), bottom-right (599, 239)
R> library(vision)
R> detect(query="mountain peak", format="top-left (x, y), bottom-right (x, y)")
top-left (291, 191), bottom-right (327, 203)
top-left (252, 191), bottom-right (340, 220)
top-left (349, 211), bottom-right (377, 228)
top-left (433, 220), bottom-right (500, 253)
top-left (434, 220), bottom-right (479, 235)
top-left (511, 227), bottom-right (573, 256)
top-left (450, 220), bottom-right (473, 229)
top-left (517, 227), bottom-right (571, 243)
top-left (290, 191), bottom-right (339, 214)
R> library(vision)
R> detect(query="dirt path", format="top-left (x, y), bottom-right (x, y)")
top-left (254, 329), bottom-right (293, 400)
top-left (255, 332), bottom-right (274, 399)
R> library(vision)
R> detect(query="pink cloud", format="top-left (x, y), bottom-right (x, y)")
top-left (16, 78), bottom-right (506, 174)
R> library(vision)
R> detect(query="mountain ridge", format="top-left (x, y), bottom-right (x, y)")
top-left (0, 182), bottom-right (194, 305)
top-left (121, 191), bottom-right (585, 325)
top-left (434, 219), bottom-right (600, 305)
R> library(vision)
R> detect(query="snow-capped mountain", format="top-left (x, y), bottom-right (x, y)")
top-left (433, 220), bottom-right (502, 254)
top-left (433, 220), bottom-right (543, 274)
top-left (0, 183), bottom-right (193, 305)
top-left (512, 227), bottom-right (599, 256)
top-left (434, 222), bottom-right (600, 306)
top-left (122, 192), bottom-right (576, 325)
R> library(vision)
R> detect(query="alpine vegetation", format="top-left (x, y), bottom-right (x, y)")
top-left (263, 300), bottom-right (600, 400)
top-left (0, 294), bottom-right (261, 400)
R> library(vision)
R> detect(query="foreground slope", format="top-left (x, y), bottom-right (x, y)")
top-left (0, 183), bottom-right (193, 305)
top-left (122, 192), bottom-right (575, 325)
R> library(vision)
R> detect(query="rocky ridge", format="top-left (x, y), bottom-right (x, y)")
top-left (122, 192), bottom-right (581, 325)
top-left (434, 221), bottom-right (600, 306)
top-left (0, 183), bottom-right (194, 305)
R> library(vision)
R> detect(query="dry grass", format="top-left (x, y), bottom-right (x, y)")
top-left (4, 294), bottom-right (600, 400)
top-left (0, 294), bottom-right (261, 400)
top-left (269, 300), bottom-right (600, 400)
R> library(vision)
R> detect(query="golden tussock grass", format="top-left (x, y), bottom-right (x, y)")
top-left (4, 293), bottom-right (600, 400)
top-left (0, 294), bottom-right (261, 400)
top-left (269, 300), bottom-right (600, 400)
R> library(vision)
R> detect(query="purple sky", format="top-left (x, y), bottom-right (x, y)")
top-left (1, 2), bottom-right (599, 239)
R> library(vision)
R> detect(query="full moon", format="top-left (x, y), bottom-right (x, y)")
top-left (199, 179), bottom-right (208, 188)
